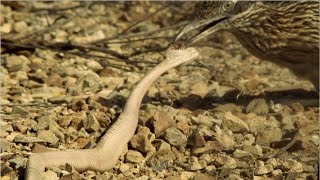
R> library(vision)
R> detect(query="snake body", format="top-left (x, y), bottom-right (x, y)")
top-left (26, 48), bottom-right (199, 179)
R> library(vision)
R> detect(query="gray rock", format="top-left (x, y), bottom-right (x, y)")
top-left (246, 98), bottom-right (269, 115)
top-left (125, 150), bottom-right (144, 164)
top-left (164, 127), bottom-right (188, 148)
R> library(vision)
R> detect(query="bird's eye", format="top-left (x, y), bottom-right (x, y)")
top-left (222, 1), bottom-right (235, 11)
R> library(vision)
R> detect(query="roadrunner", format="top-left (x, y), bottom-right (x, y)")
top-left (175, 1), bottom-right (319, 89)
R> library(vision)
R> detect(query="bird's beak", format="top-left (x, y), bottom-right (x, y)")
top-left (174, 15), bottom-right (229, 46)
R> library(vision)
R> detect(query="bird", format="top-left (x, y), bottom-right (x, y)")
top-left (174, 1), bottom-right (319, 90)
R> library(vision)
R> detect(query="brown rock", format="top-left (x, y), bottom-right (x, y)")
top-left (130, 133), bottom-right (155, 153)
top-left (152, 111), bottom-right (174, 137)
top-left (246, 98), bottom-right (269, 115)
top-left (188, 132), bottom-right (206, 148)
top-left (44, 74), bottom-right (63, 87)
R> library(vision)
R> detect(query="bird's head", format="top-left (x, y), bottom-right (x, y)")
top-left (174, 0), bottom-right (255, 46)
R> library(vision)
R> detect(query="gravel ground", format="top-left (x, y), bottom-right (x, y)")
top-left (1, 1), bottom-right (319, 180)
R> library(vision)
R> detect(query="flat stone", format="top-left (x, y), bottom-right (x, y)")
top-left (48, 96), bottom-right (71, 104)
top-left (125, 150), bottom-right (144, 164)
top-left (152, 110), bottom-right (175, 137)
top-left (31, 87), bottom-right (66, 99)
top-left (191, 115), bottom-right (220, 127)
top-left (44, 74), bottom-right (63, 87)
top-left (37, 130), bottom-right (59, 145)
top-left (60, 173), bottom-right (82, 180)
top-left (4, 55), bottom-right (30, 72)
top-left (164, 127), bottom-right (188, 148)
top-left (212, 154), bottom-right (237, 169)
top-left (192, 141), bottom-right (223, 155)
top-left (13, 134), bottom-right (44, 143)
top-left (190, 81), bottom-right (209, 98)
top-left (233, 149), bottom-right (252, 158)
top-left (214, 132), bottom-right (235, 150)
top-left (11, 106), bottom-right (29, 116)
top-left (213, 103), bottom-right (242, 114)
top-left (243, 144), bottom-right (263, 157)
top-left (222, 111), bottom-right (249, 133)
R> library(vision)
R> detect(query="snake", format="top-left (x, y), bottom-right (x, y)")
top-left (26, 47), bottom-right (199, 179)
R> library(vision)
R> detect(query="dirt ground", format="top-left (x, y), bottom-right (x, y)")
top-left (1, 1), bottom-right (319, 180)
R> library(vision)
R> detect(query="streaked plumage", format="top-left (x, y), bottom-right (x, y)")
top-left (175, 1), bottom-right (319, 89)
